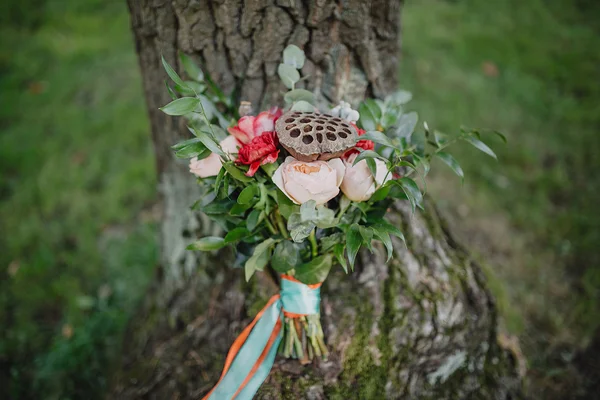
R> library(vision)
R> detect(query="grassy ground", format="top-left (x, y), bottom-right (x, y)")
top-left (0, 1), bottom-right (157, 399)
top-left (401, 0), bottom-right (600, 397)
top-left (0, 0), bottom-right (598, 399)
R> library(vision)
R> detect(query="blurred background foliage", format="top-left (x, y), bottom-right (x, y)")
top-left (0, 0), bottom-right (598, 399)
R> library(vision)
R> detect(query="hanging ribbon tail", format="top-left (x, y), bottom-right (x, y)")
top-left (203, 276), bottom-right (321, 400)
top-left (202, 295), bottom-right (283, 400)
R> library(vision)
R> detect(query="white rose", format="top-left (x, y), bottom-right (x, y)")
top-left (340, 153), bottom-right (391, 202)
top-left (272, 156), bottom-right (345, 205)
top-left (189, 135), bottom-right (240, 178)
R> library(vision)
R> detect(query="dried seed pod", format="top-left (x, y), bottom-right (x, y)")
top-left (275, 111), bottom-right (358, 161)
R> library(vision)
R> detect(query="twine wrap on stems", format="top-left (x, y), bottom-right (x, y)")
top-left (203, 275), bottom-right (323, 400)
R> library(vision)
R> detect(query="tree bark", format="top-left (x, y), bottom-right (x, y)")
top-left (114, 1), bottom-right (522, 398)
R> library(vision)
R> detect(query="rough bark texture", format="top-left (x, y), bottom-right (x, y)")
top-left (114, 1), bottom-right (522, 398)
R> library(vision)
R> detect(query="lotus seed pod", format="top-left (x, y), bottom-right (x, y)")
top-left (275, 111), bottom-right (359, 161)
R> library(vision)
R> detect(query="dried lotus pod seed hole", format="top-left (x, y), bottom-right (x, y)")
top-left (303, 125), bottom-right (312, 133)
top-left (333, 117), bottom-right (342, 122)
top-left (285, 118), bottom-right (295, 123)
top-left (316, 133), bottom-right (323, 143)
top-left (285, 124), bottom-right (295, 130)
top-left (339, 131), bottom-right (348, 138)
top-left (326, 126), bottom-right (335, 132)
top-left (330, 122), bottom-right (338, 126)
top-left (316, 126), bottom-right (324, 131)
top-left (326, 133), bottom-right (337, 141)
top-left (290, 129), bottom-right (301, 138)
top-left (302, 135), bottom-right (314, 144)
top-left (300, 118), bottom-right (311, 123)
top-left (343, 128), bottom-right (351, 134)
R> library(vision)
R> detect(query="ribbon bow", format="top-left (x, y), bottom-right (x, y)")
top-left (203, 275), bottom-right (322, 400)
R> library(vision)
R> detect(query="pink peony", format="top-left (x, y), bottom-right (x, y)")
top-left (189, 135), bottom-right (240, 178)
top-left (236, 131), bottom-right (280, 177)
top-left (227, 107), bottom-right (282, 145)
top-left (272, 156), bottom-right (345, 205)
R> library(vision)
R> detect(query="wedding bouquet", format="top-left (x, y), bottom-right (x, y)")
top-left (160, 45), bottom-right (499, 398)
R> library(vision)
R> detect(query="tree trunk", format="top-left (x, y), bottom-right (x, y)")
top-left (113, 1), bottom-right (522, 398)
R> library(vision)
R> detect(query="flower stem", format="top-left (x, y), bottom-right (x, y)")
top-left (308, 230), bottom-right (318, 257)
top-left (275, 209), bottom-right (289, 238)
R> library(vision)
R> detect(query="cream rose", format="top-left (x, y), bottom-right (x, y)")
top-left (340, 153), bottom-right (391, 202)
top-left (272, 156), bottom-right (345, 205)
top-left (189, 135), bottom-right (240, 178)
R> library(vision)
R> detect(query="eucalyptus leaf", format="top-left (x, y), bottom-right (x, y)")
top-left (300, 200), bottom-right (318, 222)
top-left (294, 254), bottom-right (333, 285)
top-left (283, 44), bottom-right (306, 69)
top-left (290, 100), bottom-right (316, 112)
top-left (160, 97), bottom-right (200, 116)
top-left (363, 98), bottom-right (382, 121)
top-left (388, 90), bottom-right (412, 105)
top-left (271, 240), bottom-right (301, 273)
top-left (287, 213), bottom-right (315, 243)
top-left (278, 63), bottom-right (300, 89)
top-left (284, 89), bottom-right (315, 105)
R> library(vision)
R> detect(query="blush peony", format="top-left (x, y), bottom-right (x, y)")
top-left (189, 135), bottom-right (240, 178)
top-left (272, 157), bottom-right (345, 205)
top-left (227, 107), bottom-right (282, 145)
top-left (236, 131), bottom-right (280, 177)
top-left (340, 153), bottom-right (391, 202)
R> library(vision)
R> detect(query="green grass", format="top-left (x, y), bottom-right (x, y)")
top-left (1, 0), bottom-right (599, 398)
top-left (401, 0), bottom-right (600, 397)
top-left (0, 1), bottom-right (156, 399)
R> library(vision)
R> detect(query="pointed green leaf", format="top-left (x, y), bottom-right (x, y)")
top-left (294, 254), bottom-right (333, 285)
top-left (222, 162), bottom-right (253, 183)
top-left (346, 224), bottom-right (362, 270)
top-left (179, 52), bottom-right (204, 81)
top-left (160, 97), bottom-right (200, 116)
top-left (271, 240), bottom-right (301, 273)
top-left (395, 111), bottom-right (418, 138)
top-left (360, 131), bottom-right (396, 148)
top-left (244, 239), bottom-right (277, 281)
top-left (464, 136), bottom-right (497, 159)
top-left (398, 177), bottom-right (423, 211)
top-left (161, 55), bottom-right (188, 88)
top-left (224, 227), bottom-right (251, 243)
top-left (187, 236), bottom-right (226, 251)
top-left (334, 244), bottom-right (348, 273)
top-left (437, 152), bottom-right (464, 182)
top-left (238, 185), bottom-right (259, 205)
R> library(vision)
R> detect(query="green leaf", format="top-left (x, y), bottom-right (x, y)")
top-left (287, 213), bottom-right (315, 243)
top-left (238, 185), bottom-right (259, 205)
top-left (366, 158), bottom-right (378, 177)
top-left (179, 52), bottom-right (204, 81)
top-left (374, 221), bottom-right (406, 245)
top-left (359, 225), bottom-right (374, 252)
top-left (245, 239), bottom-right (277, 281)
top-left (283, 44), bottom-right (306, 69)
top-left (363, 99), bottom-right (382, 121)
top-left (398, 177), bottom-right (423, 212)
top-left (187, 236), bottom-right (226, 251)
top-left (172, 137), bottom-right (210, 159)
top-left (358, 102), bottom-right (377, 131)
top-left (230, 202), bottom-right (252, 216)
top-left (361, 130), bottom-right (396, 148)
top-left (346, 224), bottom-right (362, 270)
top-left (246, 209), bottom-right (263, 232)
top-left (315, 206), bottom-right (336, 228)
top-left (284, 89), bottom-right (314, 105)
top-left (190, 128), bottom-right (225, 157)
top-left (278, 63), bottom-right (300, 89)
top-left (372, 226), bottom-right (393, 261)
top-left (353, 150), bottom-right (389, 165)
top-left (165, 81), bottom-right (177, 100)
top-left (290, 100), bottom-right (315, 112)
top-left (381, 108), bottom-right (399, 129)
top-left (294, 254), bottom-right (333, 285)
top-left (395, 111), bottom-right (418, 138)
top-left (388, 90), bottom-right (412, 105)
top-left (434, 131), bottom-right (448, 148)
top-left (334, 244), bottom-right (348, 273)
top-left (223, 162), bottom-right (253, 183)
top-left (436, 152), bottom-right (464, 182)
top-left (320, 233), bottom-right (344, 253)
top-left (463, 136), bottom-right (497, 159)
top-left (300, 200), bottom-right (318, 222)
top-left (275, 190), bottom-right (298, 219)
top-left (160, 97), bottom-right (200, 116)
top-left (492, 130), bottom-right (508, 143)
top-left (224, 227), bottom-right (251, 244)
top-left (271, 240), bottom-right (301, 273)
top-left (370, 185), bottom-right (391, 203)
top-left (161, 55), bottom-right (188, 88)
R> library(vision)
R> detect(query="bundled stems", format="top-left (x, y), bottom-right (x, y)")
top-left (279, 314), bottom-right (328, 362)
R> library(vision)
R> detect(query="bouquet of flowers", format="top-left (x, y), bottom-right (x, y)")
top-left (160, 45), bottom-right (499, 398)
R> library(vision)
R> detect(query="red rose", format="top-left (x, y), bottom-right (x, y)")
top-left (344, 127), bottom-right (375, 158)
top-left (236, 131), bottom-right (280, 177)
